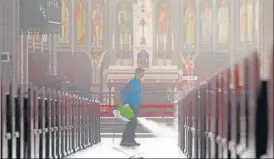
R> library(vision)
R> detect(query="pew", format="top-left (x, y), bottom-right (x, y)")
top-left (1, 82), bottom-right (101, 158)
top-left (177, 51), bottom-right (273, 158)
top-left (263, 49), bottom-right (273, 158)
top-left (267, 49), bottom-right (273, 158)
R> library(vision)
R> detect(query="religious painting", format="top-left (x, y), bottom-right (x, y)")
top-left (116, 2), bottom-right (133, 51)
top-left (91, 1), bottom-right (104, 49)
top-left (238, 0), bottom-right (254, 43)
top-left (255, 0), bottom-right (260, 41)
top-left (239, 0), bottom-right (246, 43)
top-left (74, 0), bottom-right (88, 45)
top-left (200, 0), bottom-right (213, 45)
top-left (182, 0), bottom-right (196, 49)
top-left (216, 0), bottom-right (229, 44)
top-left (246, 0), bottom-right (253, 42)
top-left (59, 0), bottom-right (71, 44)
top-left (155, 1), bottom-right (171, 53)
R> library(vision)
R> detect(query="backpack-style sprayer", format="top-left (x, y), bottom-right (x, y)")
top-left (112, 104), bottom-right (135, 143)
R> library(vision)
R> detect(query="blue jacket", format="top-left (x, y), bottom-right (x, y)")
top-left (120, 78), bottom-right (142, 110)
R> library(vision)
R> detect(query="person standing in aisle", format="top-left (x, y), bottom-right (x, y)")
top-left (120, 68), bottom-right (145, 147)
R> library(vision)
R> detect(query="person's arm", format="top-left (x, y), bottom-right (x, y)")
top-left (120, 83), bottom-right (134, 104)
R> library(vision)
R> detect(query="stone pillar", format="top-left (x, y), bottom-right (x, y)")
top-left (20, 32), bottom-right (29, 91)
top-left (53, 35), bottom-right (58, 75)
top-left (0, 0), bottom-right (20, 93)
top-left (107, 82), bottom-right (114, 105)
top-left (261, 0), bottom-right (273, 80)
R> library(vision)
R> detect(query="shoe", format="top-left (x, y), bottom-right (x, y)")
top-left (120, 141), bottom-right (133, 147)
top-left (131, 140), bottom-right (140, 146)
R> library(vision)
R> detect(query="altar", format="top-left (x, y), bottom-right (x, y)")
top-left (104, 0), bottom-right (180, 93)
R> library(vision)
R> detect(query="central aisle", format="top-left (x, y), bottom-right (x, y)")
top-left (66, 137), bottom-right (186, 158)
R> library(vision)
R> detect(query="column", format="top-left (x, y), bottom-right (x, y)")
top-left (88, 0), bottom-right (92, 53)
top-left (25, 34), bottom-right (29, 89)
top-left (252, 0), bottom-right (257, 48)
top-left (172, 0), bottom-right (180, 65)
top-left (88, 0), bottom-right (93, 91)
top-left (262, 0), bottom-right (273, 78)
top-left (12, 0), bottom-right (20, 93)
top-left (20, 33), bottom-right (24, 86)
top-left (212, 0), bottom-right (217, 53)
top-left (48, 34), bottom-right (53, 75)
top-left (196, 0), bottom-right (200, 54)
top-left (71, 0), bottom-right (75, 55)
top-left (229, 0), bottom-right (235, 68)
top-left (53, 34), bottom-right (57, 75)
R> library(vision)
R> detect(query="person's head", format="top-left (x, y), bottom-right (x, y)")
top-left (134, 68), bottom-right (145, 81)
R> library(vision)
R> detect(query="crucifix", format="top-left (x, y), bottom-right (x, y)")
top-left (137, 0), bottom-right (145, 12)
top-left (139, 18), bottom-right (146, 45)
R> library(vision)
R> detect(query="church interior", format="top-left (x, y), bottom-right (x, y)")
top-left (0, 0), bottom-right (273, 158)
top-left (20, 0), bottom-right (268, 104)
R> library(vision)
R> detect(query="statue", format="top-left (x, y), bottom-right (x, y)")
top-left (240, 1), bottom-right (246, 42)
top-left (180, 53), bottom-right (196, 76)
top-left (92, 1), bottom-right (103, 48)
top-left (184, 0), bottom-right (195, 48)
top-left (158, 3), bottom-right (169, 47)
top-left (179, 53), bottom-right (197, 91)
top-left (247, 0), bottom-right (253, 42)
top-left (117, 3), bottom-right (131, 49)
top-left (75, 0), bottom-right (86, 45)
top-left (89, 52), bottom-right (106, 68)
top-left (60, 0), bottom-right (69, 43)
top-left (200, 0), bottom-right (212, 44)
top-left (217, 0), bottom-right (229, 43)
top-left (255, 0), bottom-right (260, 40)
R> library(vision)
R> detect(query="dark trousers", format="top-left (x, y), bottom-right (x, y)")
top-left (121, 109), bottom-right (137, 142)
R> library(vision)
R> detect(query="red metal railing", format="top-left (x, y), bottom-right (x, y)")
top-left (97, 91), bottom-right (175, 118)
top-left (100, 104), bottom-right (173, 117)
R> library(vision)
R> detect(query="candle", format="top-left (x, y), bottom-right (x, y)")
top-left (41, 34), bottom-right (44, 52)
top-left (156, 34), bottom-right (159, 51)
top-left (172, 32), bottom-right (174, 51)
top-left (32, 35), bottom-right (35, 51)
top-left (120, 33), bottom-right (123, 50)
top-left (129, 34), bottom-right (131, 50)
top-left (20, 33), bottom-right (24, 85)
top-left (112, 34), bottom-right (115, 50)
top-left (164, 36), bottom-right (166, 51)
